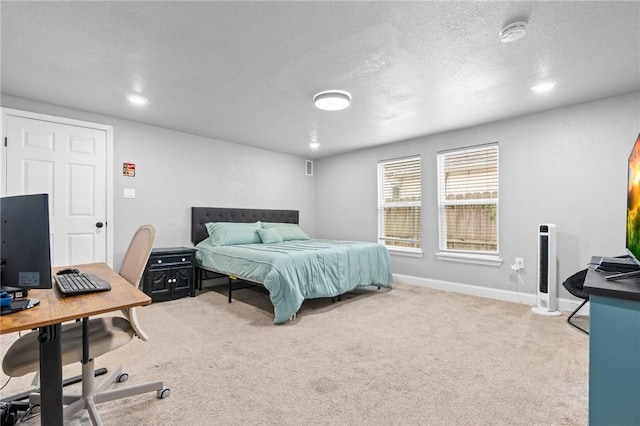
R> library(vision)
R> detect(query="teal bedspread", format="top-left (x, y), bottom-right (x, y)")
top-left (195, 239), bottom-right (393, 324)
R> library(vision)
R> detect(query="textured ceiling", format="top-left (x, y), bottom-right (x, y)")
top-left (1, 1), bottom-right (639, 158)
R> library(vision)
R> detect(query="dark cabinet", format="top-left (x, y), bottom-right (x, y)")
top-left (142, 247), bottom-right (196, 302)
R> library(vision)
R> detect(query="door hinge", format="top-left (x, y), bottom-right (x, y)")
top-left (4, 137), bottom-right (6, 147)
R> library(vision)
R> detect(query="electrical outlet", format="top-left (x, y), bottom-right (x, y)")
top-left (515, 258), bottom-right (524, 269)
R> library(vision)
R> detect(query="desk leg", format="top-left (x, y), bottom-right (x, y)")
top-left (38, 323), bottom-right (63, 426)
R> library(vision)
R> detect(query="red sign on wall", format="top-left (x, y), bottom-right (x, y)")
top-left (123, 163), bottom-right (136, 177)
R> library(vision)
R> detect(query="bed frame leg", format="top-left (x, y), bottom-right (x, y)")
top-left (228, 277), bottom-right (233, 303)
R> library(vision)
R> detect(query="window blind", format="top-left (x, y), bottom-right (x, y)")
top-left (438, 144), bottom-right (498, 253)
top-left (378, 156), bottom-right (421, 250)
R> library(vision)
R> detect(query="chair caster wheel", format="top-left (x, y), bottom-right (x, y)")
top-left (117, 373), bottom-right (129, 383)
top-left (1, 411), bottom-right (16, 426)
top-left (157, 388), bottom-right (170, 399)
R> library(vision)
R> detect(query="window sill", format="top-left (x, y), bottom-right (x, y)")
top-left (387, 247), bottom-right (423, 258)
top-left (435, 251), bottom-right (503, 266)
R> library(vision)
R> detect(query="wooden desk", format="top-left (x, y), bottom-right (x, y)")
top-left (0, 262), bottom-right (151, 426)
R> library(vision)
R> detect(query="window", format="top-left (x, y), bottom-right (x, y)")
top-left (437, 144), bottom-right (498, 254)
top-left (378, 156), bottom-right (421, 252)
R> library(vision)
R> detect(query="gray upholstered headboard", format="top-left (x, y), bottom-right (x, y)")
top-left (191, 207), bottom-right (299, 245)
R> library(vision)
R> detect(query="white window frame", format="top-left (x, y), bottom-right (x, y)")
top-left (436, 143), bottom-right (502, 266)
top-left (377, 155), bottom-right (422, 256)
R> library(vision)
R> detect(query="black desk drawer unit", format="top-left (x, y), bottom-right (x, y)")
top-left (142, 247), bottom-right (196, 302)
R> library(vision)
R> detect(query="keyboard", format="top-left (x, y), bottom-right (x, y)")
top-left (54, 273), bottom-right (111, 297)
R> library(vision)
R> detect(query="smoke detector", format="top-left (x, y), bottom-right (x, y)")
top-left (500, 21), bottom-right (527, 43)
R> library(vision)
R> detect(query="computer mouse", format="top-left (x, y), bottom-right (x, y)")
top-left (56, 268), bottom-right (80, 275)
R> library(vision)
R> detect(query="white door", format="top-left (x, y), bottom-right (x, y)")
top-left (4, 114), bottom-right (108, 267)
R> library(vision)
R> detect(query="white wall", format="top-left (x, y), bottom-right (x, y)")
top-left (1, 95), bottom-right (317, 270)
top-left (315, 92), bottom-right (640, 298)
top-left (4, 92), bottom-right (639, 300)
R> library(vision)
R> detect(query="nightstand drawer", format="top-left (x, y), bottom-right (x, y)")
top-left (149, 254), bottom-right (193, 266)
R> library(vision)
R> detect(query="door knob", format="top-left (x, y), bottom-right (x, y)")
top-left (96, 222), bottom-right (104, 228)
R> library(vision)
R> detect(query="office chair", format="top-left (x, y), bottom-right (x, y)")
top-left (562, 268), bottom-right (589, 335)
top-left (1, 224), bottom-right (169, 425)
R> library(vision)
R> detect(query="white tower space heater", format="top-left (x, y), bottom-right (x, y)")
top-left (532, 224), bottom-right (561, 316)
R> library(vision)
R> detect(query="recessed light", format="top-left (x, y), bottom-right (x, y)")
top-left (127, 94), bottom-right (149, 105)
top-left (313, 90), bottom-right (351, 111)
top-left (531, 81), bottom-right (556, 93)
top-left (309, 142), bottom-right (320, 149)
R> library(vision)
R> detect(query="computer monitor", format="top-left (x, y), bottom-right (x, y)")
top-left (0, 193), bottom-right (53, 290)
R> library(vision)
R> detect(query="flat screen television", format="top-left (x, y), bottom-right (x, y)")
top-left (627, 133), bottom-right (640, 266)
top-left (608, 132), bottom-right (640, 281)
top-left (0, 193), bottom-right (53, 290)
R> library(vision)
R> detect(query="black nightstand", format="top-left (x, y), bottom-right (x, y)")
top-left (142, 247), bottom-right (196, 302)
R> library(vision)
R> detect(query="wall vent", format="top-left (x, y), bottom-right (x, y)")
top-left (305, 160), bottom-right (313, 176)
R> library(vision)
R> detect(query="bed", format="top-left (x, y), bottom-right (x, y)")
top-left (191, 207), bottom-right (393, 324)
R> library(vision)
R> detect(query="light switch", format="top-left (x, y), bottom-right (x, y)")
top-left (124, 188), bottom-right (136, 198)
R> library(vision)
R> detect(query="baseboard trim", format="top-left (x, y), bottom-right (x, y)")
top-left (392, 273), bottom-right (589, 315)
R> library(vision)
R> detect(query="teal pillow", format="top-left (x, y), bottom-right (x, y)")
top-left (258, 227), bottom-right (284, 244)
top-left (204, 222), bottom-right (261, 246)
top-left (262, 222), bottom-right (310, 241)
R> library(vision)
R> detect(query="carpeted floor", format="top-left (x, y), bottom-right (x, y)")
top-left (0, 283), bottom-right (589, 425)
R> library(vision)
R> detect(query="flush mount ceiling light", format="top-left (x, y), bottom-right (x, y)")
top-left (313, 90), bottom-right (351, 111)
top-left (127, 94), bottom-right (149, 105)
top-left (309, 142), bottom-right (320, 149)
top-left (499, 21), bottom-right (527, 43)
top-left (531, 81), bottom-right (557, 93)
